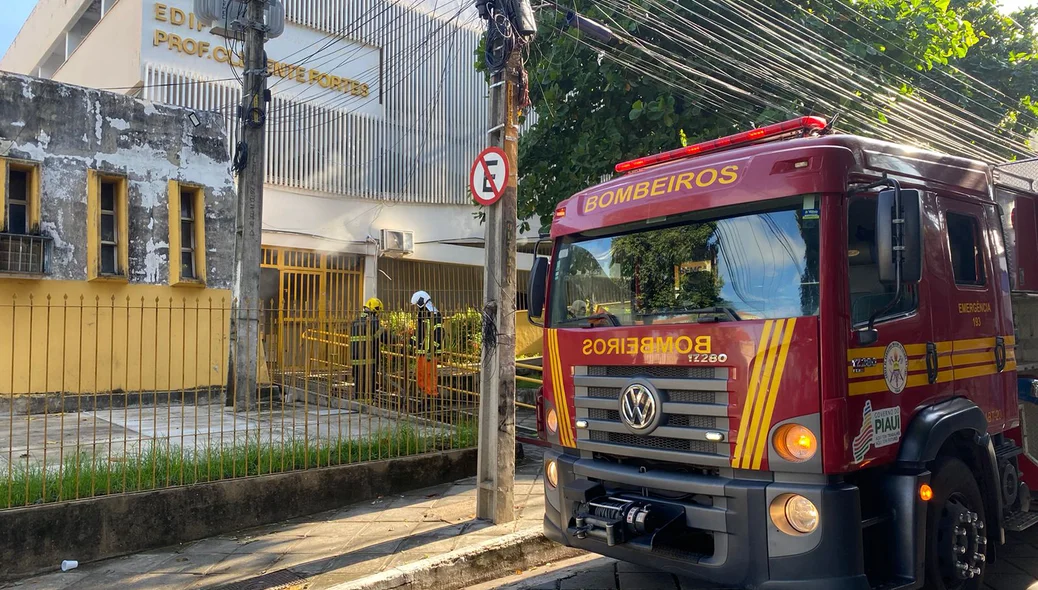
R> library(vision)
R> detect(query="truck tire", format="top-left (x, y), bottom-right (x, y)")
top-left (924, 456), bottom-right (988, 590)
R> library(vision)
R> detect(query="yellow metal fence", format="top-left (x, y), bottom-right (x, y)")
top-left (0, 294), bottom-right (542, 511)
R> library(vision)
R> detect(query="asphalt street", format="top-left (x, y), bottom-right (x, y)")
top-left (471, 526), bottom-right (1038, 590)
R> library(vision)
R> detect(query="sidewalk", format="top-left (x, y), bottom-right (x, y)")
top-left (3, 448), bottom-right (548, 590)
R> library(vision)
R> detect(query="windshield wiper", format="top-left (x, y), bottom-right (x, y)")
top-left (556, 311), bottom-right (622, 328)
top-left (644, 306), bottom-right (743, 322)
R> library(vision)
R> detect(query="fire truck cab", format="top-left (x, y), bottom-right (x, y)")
top-left (527, 118), bottom-right (1038, 589)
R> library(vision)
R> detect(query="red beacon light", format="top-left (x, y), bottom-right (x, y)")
top-left (614, 116), bottom-right (827, 174)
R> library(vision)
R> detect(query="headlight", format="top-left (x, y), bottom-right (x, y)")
top-left (546, 408), bottom-right (558, 433)
top-left (546, 460), bottom-right (558, 488)
top-left (770, 493), bottom-right (819, 535)
top-left (773, 424), bottom-right (817, 463)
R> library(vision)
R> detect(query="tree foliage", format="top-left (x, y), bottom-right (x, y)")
top-left (504, 0), bottom-right (1038, 228)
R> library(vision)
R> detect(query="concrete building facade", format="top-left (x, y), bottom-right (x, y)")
top-left (0, 71), bottom-right (237, 396)
top-left (1, 0), bottom-right (534, 313)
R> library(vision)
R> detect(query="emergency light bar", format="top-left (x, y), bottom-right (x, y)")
top-left (614, 116), bottom-right (827, 174)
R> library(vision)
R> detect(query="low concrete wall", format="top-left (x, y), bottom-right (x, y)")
top-left (0, 448), bottom-right (477, 580)
top-left (0, 387), bottom-right (223, 414)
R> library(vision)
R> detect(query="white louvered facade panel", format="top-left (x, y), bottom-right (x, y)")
top-left (143, 0), bottom-right (486, 206)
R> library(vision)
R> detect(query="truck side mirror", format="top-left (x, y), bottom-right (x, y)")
top-left (876, 188), bottom-right (923, 284)
top-left (528, 256), bottom-right (548, 324)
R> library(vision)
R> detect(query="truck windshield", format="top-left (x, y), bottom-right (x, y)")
top-left (549, 196), bottom-right (821, 327)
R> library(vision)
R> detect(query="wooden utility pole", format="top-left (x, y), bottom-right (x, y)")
top-left (476, 52), bottom-right (521, 524)
top-left (230, 0), bottom-right (268, 412)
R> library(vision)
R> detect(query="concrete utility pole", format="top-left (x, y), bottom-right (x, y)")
top-left (476, 52), bottom-right (522, 524)
top-left (230, 0), bottom-right (269, 412)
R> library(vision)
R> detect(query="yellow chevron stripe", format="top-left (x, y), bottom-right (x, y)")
top-left (544, 329), bottom-right (558, 444)
top-left (740, 319), bottom-right (787, 469)
top-left (752, 318), bottom-right (797, 470)
top-left (557, 332), bottom-right (575, 447)
top-left (732, 320), bottom-right (774, 468)
top-left (550, 330), bottom-right (575, 447)
top-left (545, 330), bottom-right (566, 446)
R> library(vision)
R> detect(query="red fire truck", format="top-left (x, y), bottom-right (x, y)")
top-left (526, 117), bottom-right (1038, 589)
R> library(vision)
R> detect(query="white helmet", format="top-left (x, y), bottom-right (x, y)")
top-left (411, 290), bottom-right (437, 312)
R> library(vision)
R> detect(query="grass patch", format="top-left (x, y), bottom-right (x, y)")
top-left (0, 423), bottom-right (476, 510)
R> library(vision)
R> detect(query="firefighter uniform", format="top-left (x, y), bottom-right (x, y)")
top-left (350, 297), bottom-right (385, 398)
top-left (411, 291), bottom-right (443, 397)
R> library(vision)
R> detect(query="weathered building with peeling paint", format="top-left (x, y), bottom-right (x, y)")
top-left (0, 71), bottom-right (237, 398)
top-left (0, 0), bottom-right (538, 315)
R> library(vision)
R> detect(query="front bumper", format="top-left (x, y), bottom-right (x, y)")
top-left (543, 451), bottom-right (871, 590)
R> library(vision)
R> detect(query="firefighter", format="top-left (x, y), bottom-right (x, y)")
top-left (350, 297), bottom-right (385, 399)
top-left (411, 290), bottom-right (443, 397)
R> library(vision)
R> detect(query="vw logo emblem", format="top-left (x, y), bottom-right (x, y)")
top-left (619, 381), bottom-right (661, 434)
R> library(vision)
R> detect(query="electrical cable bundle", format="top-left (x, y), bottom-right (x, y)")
top-left (485, 11), bottom-right (516, 71)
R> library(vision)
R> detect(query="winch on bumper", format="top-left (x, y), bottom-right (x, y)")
top-left (542, 451), bottom-right (871, 590)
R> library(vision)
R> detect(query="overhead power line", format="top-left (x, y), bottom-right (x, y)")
top-left (541, 0), bottom-right (1034, 162)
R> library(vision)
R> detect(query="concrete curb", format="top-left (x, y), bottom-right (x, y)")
top-left (327, 528), bottom-right (584, 590)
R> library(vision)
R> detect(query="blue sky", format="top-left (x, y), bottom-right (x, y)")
top-left (0, 0), bottom-right (37, 58)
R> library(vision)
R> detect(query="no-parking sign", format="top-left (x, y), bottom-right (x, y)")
top-left (469, 147), bottom-right (510, 206)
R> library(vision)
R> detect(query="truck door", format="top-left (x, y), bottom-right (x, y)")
top-left (933, 195), bottom-right (1005, 425)
top-left (985, 202), bottom-right (1016, 431)
top-left (845, 193), bottom-right (939, 469)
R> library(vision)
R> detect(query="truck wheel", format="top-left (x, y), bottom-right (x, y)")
top-left (924, 456), bottom-right (988, 590)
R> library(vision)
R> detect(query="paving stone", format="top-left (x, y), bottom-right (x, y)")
top-left (617, 572), bottom-right (679, 589)
top-left (308, 571), bottom-right (374, 590)
top-left (72, 572), bottom-right (200, 590)
top-left (988, 557), bottom-right (1027, 576)
top-left (303, 521), bottom-right (367, 540)
top-left (384, 545), bottom-right (453, 568)
top-left (206, 551), bottom-right (281, 576)
top-left (283, 534), bottom-right (353, 555)
top-left (408, 521), bottom-right (467, 537)
top-left (0, 571), bottom-right (89, 590)
top-left (148, 552), bottom-right (227, 575)
top-left (1002, 541), bottom-right (1038, 559)
top-left (95, 552), bottom-right (175, 574)
top-left (307, 552), bottom-right (392, 579)
top-left (1003, 557), bottom-right (1038, 578)
top-left (558, 567), bottom-right (617, 590)
top-left (616, 561), bottom-right (665, 574)
top-left (267, 551), bottom-right (328, 573)
top-left (228, 535), bottom-right (298, 555)
top-left (183, 570), bottom-right (246, 589)
top-left (985, 572), bottom-right (1038, 590)
top-left (5, 447), bottom-right (548, 589)
top-left (179, 537), bottom-right (245, 555)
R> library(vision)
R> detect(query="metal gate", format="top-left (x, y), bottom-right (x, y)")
top-left (261, 247), bottom-right (364, 377)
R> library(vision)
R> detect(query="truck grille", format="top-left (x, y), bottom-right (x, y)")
top-left (588, 366), bottom-right (715, 379)
top-left (589, 431), bottom-right (717, 454)
top-left (588, 408), bottom-right (714, 429)
top-left (574, 365), bottom-right (730, 467)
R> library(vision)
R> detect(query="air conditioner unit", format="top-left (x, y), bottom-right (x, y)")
top-left (380, 229), bottom-right (414, 257)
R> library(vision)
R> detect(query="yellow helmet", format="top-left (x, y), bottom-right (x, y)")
top-left (364, 297), bottom-right (383, 313)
